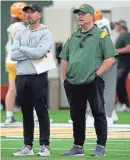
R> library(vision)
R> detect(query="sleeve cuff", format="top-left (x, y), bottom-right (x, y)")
top-left (59, 55), bottom-right (69, 61)
top-left (104, 54), bottom-right (118, 59)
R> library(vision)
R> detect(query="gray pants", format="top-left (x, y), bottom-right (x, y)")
top-left (88, 63), bottom-right (117, 117)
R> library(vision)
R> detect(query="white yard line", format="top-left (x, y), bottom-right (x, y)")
top-left (1, 123), bottom-right (130, 128)
top-left (1, 138), bottom-right (130, 142)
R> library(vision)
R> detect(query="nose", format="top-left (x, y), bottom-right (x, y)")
top-left (27, 15), bottom-right (31, 19)
top-left (26, 12), bottom-right (32, 17)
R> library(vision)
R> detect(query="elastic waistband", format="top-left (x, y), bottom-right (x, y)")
top-left (17, 72), bottom-right (47, 77)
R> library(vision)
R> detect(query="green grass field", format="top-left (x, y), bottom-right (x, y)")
top-left (1, 138), bottom-right (130, 160)
top-left (1, 109), bottom-right (130, 124)
top-left (1, 110), bottom-right (130, 160)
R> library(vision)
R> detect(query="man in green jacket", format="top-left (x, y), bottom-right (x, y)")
top-left (59, 4), bottom-right (118, 156)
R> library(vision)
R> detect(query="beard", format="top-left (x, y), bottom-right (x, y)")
top-left (27, 19), bottom-right (37, 25)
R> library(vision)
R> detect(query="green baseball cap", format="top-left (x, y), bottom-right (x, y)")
top-left (73, 4), bottom-right (94, 14)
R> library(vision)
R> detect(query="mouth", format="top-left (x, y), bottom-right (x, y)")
top-left (79, 20), bottom-right (84, 22)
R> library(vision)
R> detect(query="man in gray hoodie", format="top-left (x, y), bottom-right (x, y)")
top-left (11, 4), bottom-right (52, 157)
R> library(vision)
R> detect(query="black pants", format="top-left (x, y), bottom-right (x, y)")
top-left (64, 77), bottom-right (107, 147)
top-left (116, 66), bottom-right (130, 107)
top-left (16, 72), bottom-right (50, 146)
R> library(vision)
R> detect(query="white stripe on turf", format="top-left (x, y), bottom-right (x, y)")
top-left (1, 123), bottom-right (130, 128)
top-left (1, 138), bottom-right (130, 142)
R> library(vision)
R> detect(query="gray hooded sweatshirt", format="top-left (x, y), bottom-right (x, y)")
top-left (11, 24), bottom-right (52, 75)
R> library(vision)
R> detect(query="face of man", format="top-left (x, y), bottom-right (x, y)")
top-left (114, 24), bottom-right (122, 32)
top-left (25, 9), bottom-right (42, 24)
top-left (77, 11), bottom-right (94, 26)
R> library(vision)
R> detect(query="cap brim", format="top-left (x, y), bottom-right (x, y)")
top-left (23, 6), bottom-right (35, 12)
top-left (115, 22), bottom-right (119, 25)
top-left (73, 9), bottom-right (86, 14)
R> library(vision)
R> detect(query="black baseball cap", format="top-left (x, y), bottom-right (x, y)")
top-left (23, 4), bottom-right (42, 12)
top-left (115, 20), bottom-right (128, 29)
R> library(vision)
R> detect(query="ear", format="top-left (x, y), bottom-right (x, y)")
top-left (91, 14), bottom-right (94, 21)
top-left (39, 12), bottom-right (42, 17)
